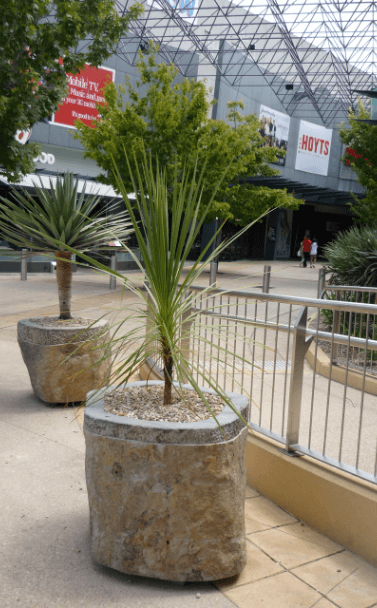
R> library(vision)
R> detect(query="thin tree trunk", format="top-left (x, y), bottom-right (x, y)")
top-left (56, 251), bottom-right (72, 320)
top-left (163, 341), bottom-right (173, 405)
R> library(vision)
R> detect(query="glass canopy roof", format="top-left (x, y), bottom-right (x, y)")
top-left (113, 0), bottom-right (377, 127)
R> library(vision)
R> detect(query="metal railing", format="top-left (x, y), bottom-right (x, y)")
top-left (172, 284), bottom-right (377, 485)
top-left (319, 280), bottom-right (377, 374)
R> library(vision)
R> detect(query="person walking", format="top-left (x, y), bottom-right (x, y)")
top-left (298, 240), bottom-right (305, 267)
top-left (310, 237), bottom-right (318, 267)
top-left (302, 234), bottom-right (312, 268)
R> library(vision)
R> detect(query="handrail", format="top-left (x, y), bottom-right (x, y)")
top-left (191, 309), bottom-right (377, 352)
top-left (323, 285), bottom-right (377, 294)
top-left (186, 284), bottom-right (377, 315)
top-left (150, 279), bottom-right (377, 483)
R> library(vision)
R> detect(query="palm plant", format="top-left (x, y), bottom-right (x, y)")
top-left (0, 173), bottom-right (132, 319)
top-left (70, 151), bottom-right (273, 428)
top-left (324, 225), bottom-right (377, 288)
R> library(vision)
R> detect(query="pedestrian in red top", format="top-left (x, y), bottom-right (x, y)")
top-left (302, 235), bottom-right (312, 268)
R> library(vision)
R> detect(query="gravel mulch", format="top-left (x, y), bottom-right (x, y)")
top-left (104, 385), bottom-right (226, 423)
top-left (309, 315), bottom-right (377, 376)
top-left (31, 316), bottom-right (93, 327)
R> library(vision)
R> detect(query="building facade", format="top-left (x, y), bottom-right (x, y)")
top-left (0, 11), bottom-right (364, 262)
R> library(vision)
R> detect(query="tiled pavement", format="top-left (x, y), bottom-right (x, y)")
top-left (217, 486), bottom-right (377, 608)
top-left (1, 263), bottom-right (377, 607)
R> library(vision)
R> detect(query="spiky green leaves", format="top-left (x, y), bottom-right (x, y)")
top-left (324, 225), bottom-right (377, 287)
top-left (0, 172), bottom-right (133, 252)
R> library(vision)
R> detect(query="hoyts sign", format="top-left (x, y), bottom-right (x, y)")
top-left (300, 135), bottom-right (330, 156)
top-left (295, 120), bottom-right (333, 176)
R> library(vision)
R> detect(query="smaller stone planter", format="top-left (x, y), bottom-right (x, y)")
top-left (84, 381), bottom-right (249, 582)
top-left (18, 318), bottom-right (110, 403)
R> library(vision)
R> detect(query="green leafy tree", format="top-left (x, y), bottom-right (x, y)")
top-left (0, 0), bottom-right (143, 182)
top-left (74, 49), bottom-right (301, 224)
top-left (339, 99), bottom-right (377, 225)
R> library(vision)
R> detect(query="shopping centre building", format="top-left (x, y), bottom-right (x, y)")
top-left (1, 0), bottom-right (371, 261)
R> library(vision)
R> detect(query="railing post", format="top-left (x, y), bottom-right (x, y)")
top-left (21, 249), bottom-right (27, 281)
top-left (317, 267), bottom-right (326, 298)
top-left (262, 265), bottom-right (271, 293)
top-left (209, 261), bottom-right (217, 286)
top-left (109, 255), bottom-right (116, 290)
top-left (285, 306), bottom-right (313, 453)
top-left (331, 308), bottom-right (341, 365)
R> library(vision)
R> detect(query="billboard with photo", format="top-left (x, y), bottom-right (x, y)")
top-left (51, 62), bottom-right (115, 129)
top-left (259, 105), bottom-right (291, 167)
top-left (295, 120), bottom-right (333, 176)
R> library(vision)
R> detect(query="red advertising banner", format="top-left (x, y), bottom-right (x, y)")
top-left (51, 62), bottom-right (115, 128)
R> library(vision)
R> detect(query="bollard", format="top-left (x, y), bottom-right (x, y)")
top-left (109, 255), bottom-right (117, 290)
top-left (262, 264), bottom-right (271, 293)
top-left (209, 261), bottom-right (217, 286)
top-left (21, 249), bottom-right (27, 281)
top-left (317, 267), bottom-right (326, 298)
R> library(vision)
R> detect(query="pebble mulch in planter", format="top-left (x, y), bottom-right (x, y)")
top-left (31, 316), bottom-right (93, 327)
top-left (309, 316), bottom-right (377, 376)
top-left (104, 385), bottom-right (226, 423)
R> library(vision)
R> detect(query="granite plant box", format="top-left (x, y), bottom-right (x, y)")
top-left (84, 380), bottom-right (249, 582)
top-left (18, 318), bottom-right (110, 403)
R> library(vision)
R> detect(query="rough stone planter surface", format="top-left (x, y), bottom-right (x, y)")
top-left (18, 318), bottom-right (110, 403)
top-left (84, 381), bottom-right (249, 582)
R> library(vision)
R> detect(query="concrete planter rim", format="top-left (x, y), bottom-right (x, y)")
top-left (84, 380), bottom-right (249, 445)
top-left (17, 317), bottom-right (111, 403)
top-left (18, 317), bottom-right (109, 346)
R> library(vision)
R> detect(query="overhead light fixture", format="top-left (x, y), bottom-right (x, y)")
top-left (285, 84), bottom-right (294, 91)
top-left (248, 43), bottom-right (255, 51)
top-left (139, 40), bottom-right (149, 54)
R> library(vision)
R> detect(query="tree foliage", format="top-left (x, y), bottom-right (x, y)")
top-left (339, 100), bottom-right (377, 225)
top-left (0, 0), bottom-right (143, 182)
top-left (74, 48), bottom-right (302, 224)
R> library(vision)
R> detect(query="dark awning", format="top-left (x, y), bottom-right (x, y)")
top-left (243, 176), bottom-right (362, 207)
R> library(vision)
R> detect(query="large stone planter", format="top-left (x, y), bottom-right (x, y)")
top-left (18, 318), bottom-right (110, 403)
top-left (84, 380), bottom-right (249, 582)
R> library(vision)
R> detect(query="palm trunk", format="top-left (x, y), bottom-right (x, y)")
top-left (163, 342), bottom-right (173, 405)
top-left (56, 251), bottom-right (73, 320)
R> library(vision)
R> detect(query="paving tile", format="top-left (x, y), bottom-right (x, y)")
top-left (311, 599), bottom-right (340, 608)
top-left (245, 485), bottom-right (260, 498)
top-left (250, 528), bottom-right (341, 570)
top-left (244, 496), bottom-right (297, 534)
top-left (343, 550), bottom-right (377, 572)
top-left (278, 522), bottom-right (343, 552)
top-left (292, 551), bottom-right (360, 594)
top-left (327, 562), bottom-right (377, 608)
top-left (215, 538), bottom-right (284, 589)
top-left (223, 571), bottom-right (321, 608)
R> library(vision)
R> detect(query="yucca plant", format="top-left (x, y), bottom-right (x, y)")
top-left (324, 225), bottom-right (377, 288)
top-left (66, 150), bottom-right (274, 429)
top-left (322, 226), bottom-right (377, 352)
top-left (0, 173), bottom-right (132, 319)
